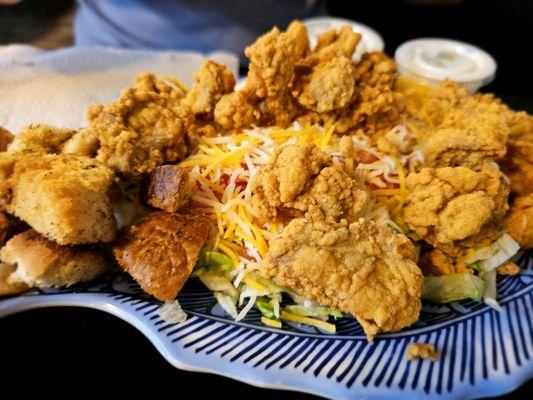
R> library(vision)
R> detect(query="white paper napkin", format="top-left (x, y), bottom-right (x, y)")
top-left (0, 45), bottom-right (239, 133)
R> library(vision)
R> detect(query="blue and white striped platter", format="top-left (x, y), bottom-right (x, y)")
top-left (1, 251), bottom-right (531, 399)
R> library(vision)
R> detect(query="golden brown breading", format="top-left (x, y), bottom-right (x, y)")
top-left (304, 25), bottom-right (361, 65)
top-left (113, 211), bottom-right (210, 301)
top-left (261, 218), bottom-right (423, 340)
top-left (286, 20), bottom-right (310, 61)
top-left (508, 111), bottom-right (533, 141)
top-left (67, 73), bottom-right (190, 180)
top-left (251, 144), bottom-right (367, 222)
top-left (404, 164), bottom-right (509, 245)
top-left (0, 262), bottom-right (28, 296)
top-left (214, 91), bottom-right (258, 130)
top-left (0, 153), bottom-right (117, 245)
top-left (145, 165), bottom-right (192, 213)
top-left (496, 261), bottom-right (521, 276)
top-left (500, 138), bottom-right (533, 196)
top-left (62, 127), bottom-right (100, 157)
top-left (8, 124), bottom-right (76, 155)
top-left (406, 343), bottom-right (438, 361)
top-left (296, 57), bottom-right (357, 113)
top-left (244, 27), bottom-right (298, 126)
top-left (0, 126), bottom-right (13, 152)
top-left (186, 60), bottom-right (235, 116)
top-left (423, 127), bottom-right (507, 168)
top-left (420, 248), bottom-right (470, 276)
top-left (0, 229), bottom-right (109, 288)
top-left (298, 52), bottom-right (403, 135)
top-left (504, 193), bottom-right (533, 249)
top-left (351, 52), bottom-right (404, 134)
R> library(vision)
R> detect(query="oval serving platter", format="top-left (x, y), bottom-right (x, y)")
top-left (0, 251), bottom-right (531, 399)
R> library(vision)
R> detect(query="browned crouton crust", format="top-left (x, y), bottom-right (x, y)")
top-left (0, 262), bottom-right (29, 296)
top-left (0, 230), bottom-right (109, 289)
top-left (113, 210), bottom-right (210, 301)
top-left (0, 127), bottom-right (14, 152)
top-left (145, 165), bottom-right (192, 213)
top-left (0, 153), bottom-right (117, 245)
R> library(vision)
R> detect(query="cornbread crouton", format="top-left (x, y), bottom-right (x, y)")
top-left (114, 211), bottom-right (210, 301)
top-left (0, 153), bottom-right (117, 245)
top-left (145, 165), bottom-right (192, 213)
top-left (0, 230), bottom-right (109, 288)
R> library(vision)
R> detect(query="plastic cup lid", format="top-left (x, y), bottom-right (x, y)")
top-left (303, 17), bottom-right (384, 62)
top-left (394, 38), bottom-right (496, 86)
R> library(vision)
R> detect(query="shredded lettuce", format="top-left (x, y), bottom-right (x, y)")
top-left (284, 304), bottom-right (343, 321)
top-left (199, 271), bottom-right (238, 301)
top-left (463, 234), bottom-right (520, 271)
top-left (198, 250), bottom-right (234, 271)
top-left (255, 297), bottom-right (276, 319)
top-left (423, 274), bottom-right (486, 303)
top-left (483, 269), bottom-right (502, 311)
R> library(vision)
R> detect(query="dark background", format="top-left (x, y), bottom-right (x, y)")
top-left (1, 0), bottom-right (532, 398)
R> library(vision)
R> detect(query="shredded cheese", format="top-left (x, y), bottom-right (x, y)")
top-left (281, 311), bottom-right (336, 333)
top-left (188, 122), bottom-right (419, 329)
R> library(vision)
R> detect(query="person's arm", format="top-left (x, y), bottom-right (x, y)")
top-left (0, 0), bottom-right (22, 4)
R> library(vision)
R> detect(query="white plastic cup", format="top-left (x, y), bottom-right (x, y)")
top-left (395, 38), bottom-right (497, 92)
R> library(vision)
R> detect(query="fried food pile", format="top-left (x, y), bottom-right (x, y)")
top-left (0, 20), bottom-right (531, 340)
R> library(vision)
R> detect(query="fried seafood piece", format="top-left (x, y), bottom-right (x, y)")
top-left (145, 165), bottom-right (192, 213)
top-left (406, 343), bottom-right (438, 361)
top-left (214, 91), bottom-right (258, 130)
top-left (185, 60), bottom-right (235, 116)
top-left (8, 124), bottom-right (76, 154)
top-left (500, 133), bottom-right (533, 196)
top-left (286, 20), bottom-right (310, 61)
top-left (508, 111), bottom-right (533, 141)
top-left (404, 80), bottom-right (510, 139)
top-left (404, 165), bottom-right (509, 245)
top-left (496, 261), bottom-right (521, 276)
top-left (113, 211), bottom-right (210, 301)
top-left (251, 144), bottom-right (367, 222)
top-left (422, 127), bottom-right (507, 168)
top-left (261, 218), bottom-right (423, 339)
top-left (300, 52), bottom-right (403, 135)
top-left (0, 153), bottom-right (117, 245)
top-left (351, 52), bottom-right (404, 134)
top-left (504, 193), bottom-right (533, 249)
top-left (296, 57), bottom-right (357, 113)
top-left (244, 27), bottom-right (298, 126)
top-left (0, 126), bottom-right (13, 151)
top-left (66, 73), bottom-right (190, 180)
top-left (304, 25), bottom-right (361, 65)
top-left (0, 229), bottom-right (109, 289)
top-left (420, 248), bottom-right (471, 276)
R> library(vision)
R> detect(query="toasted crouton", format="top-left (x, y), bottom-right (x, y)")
top-left (1, 153), bottom-right (117, 245)
top-left (0, 262), bottom-right (29, 296)
top-left (7, 124), bottom-right (76, 154)
top-left (145, 165), bottom-right (192, 213)
top-left (113, 210), bottom-right (211, 301)
top-left (0, 126), bottom-right (14, 152)
top-left (0, 230), bottom-right (109, 289)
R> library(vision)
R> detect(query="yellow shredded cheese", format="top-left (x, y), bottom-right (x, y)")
top-left (261, 317), bottom-right (282, 328)
top-left (242, 275), bottom-right (267, 291)
top-left (281, 311), bottom-right (336, 333)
